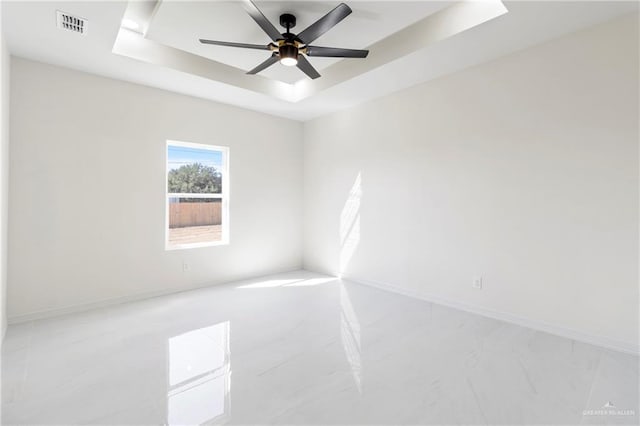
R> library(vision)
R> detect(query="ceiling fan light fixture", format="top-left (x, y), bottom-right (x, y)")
top-left (279, 44), bottom-right (298, 67)
top-left (280, 57), bottom-right (298, 67)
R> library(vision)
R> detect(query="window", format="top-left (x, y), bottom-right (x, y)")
top-left (166, 141), bottom-right (229, 249)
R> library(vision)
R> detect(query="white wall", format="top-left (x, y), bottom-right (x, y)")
top-left (0, 13), bottom-right (10, 339)
top-left (9, 58), bottom-right (303, 321)
top-left (303, 14), bottom-right (639, 351)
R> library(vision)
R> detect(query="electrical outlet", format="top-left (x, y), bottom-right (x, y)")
top-left (472, 277), bottom-right (482, 289)
top-left (183, 262), bottom-right (190, 272)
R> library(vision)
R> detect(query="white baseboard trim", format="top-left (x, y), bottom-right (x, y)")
top-left (342, 274), bottom-right (640, 356)
top-left (8, 267), bottom-right (304, 324)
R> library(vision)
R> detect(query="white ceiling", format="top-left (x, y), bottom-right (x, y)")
top-left (2, 1), bottom-right (638, 121)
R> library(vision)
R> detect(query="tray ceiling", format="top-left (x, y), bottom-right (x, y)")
top-left (2, 1), bottom-right (638, 121)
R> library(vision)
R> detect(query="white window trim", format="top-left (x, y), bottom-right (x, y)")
top-left (165, 140), bottom-right (230, 250)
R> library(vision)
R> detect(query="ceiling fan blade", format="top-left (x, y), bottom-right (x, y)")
top-left (199, 39), bottom-right (271, 50)
top-left (242, 0), bottom-right (282, 42)
top-left (296, 3), bottom-right (352, 45)
top-left (296, 55), bottom-right (321, 79)
top-left (306, 46), bottom-right (368, 58)
top-left (247, 53), bottom-right (279, 75)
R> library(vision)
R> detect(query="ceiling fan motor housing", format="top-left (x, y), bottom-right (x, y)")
top-left (279, 13), bottom-right (296, 31)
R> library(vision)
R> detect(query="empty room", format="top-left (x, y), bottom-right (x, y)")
top-left (0, 0), bottom-right (638, 424)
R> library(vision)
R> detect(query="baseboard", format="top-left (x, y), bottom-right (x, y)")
top-left (342, 274), bottom-right (640, 356)
top-left (8, 267), bottom-right (304, 324)
top-left (9, 269), bottom-right (638, 356)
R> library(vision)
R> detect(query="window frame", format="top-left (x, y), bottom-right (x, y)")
top-left (165, 140), bottom-right (230, 250)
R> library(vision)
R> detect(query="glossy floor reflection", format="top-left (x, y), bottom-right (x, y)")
top-left (2, 271), bottom-right (638, 425)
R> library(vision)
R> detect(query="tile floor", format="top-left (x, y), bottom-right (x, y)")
top-left (1, 271), bottom-right (638, 425)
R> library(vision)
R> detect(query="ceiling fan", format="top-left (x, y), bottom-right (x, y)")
top-left (199, 0), bottom-right (369, 80)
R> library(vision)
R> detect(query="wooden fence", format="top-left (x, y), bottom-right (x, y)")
top-left (169, 201), bottom-right (222, 228)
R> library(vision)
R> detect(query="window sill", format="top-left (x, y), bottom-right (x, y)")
top-left (166, 240), bottom-right (229, 251)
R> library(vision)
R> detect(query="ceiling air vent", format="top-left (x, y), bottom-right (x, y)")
top-left (56, 11), bottom-right (87, 35)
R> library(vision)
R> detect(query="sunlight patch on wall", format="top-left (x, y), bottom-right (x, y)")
top-left (340, 173), bottom-right (362, 276)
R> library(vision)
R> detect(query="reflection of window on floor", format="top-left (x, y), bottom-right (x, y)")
top-left (168, 322), bottom-right (231, 425)
top-left (340, 285), bottom-right (362, 393)
top-left (166, 140), bottom-right (229, 250)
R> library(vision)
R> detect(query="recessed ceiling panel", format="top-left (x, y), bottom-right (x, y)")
top-left (145, 1), bottom-right (449, 84)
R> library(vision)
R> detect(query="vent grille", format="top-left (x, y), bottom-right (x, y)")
top-left (56, 11), bottom-right (87, 35)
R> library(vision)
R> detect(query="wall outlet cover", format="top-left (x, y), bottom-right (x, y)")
top-left (472, 277), bottom-right (482, 289)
